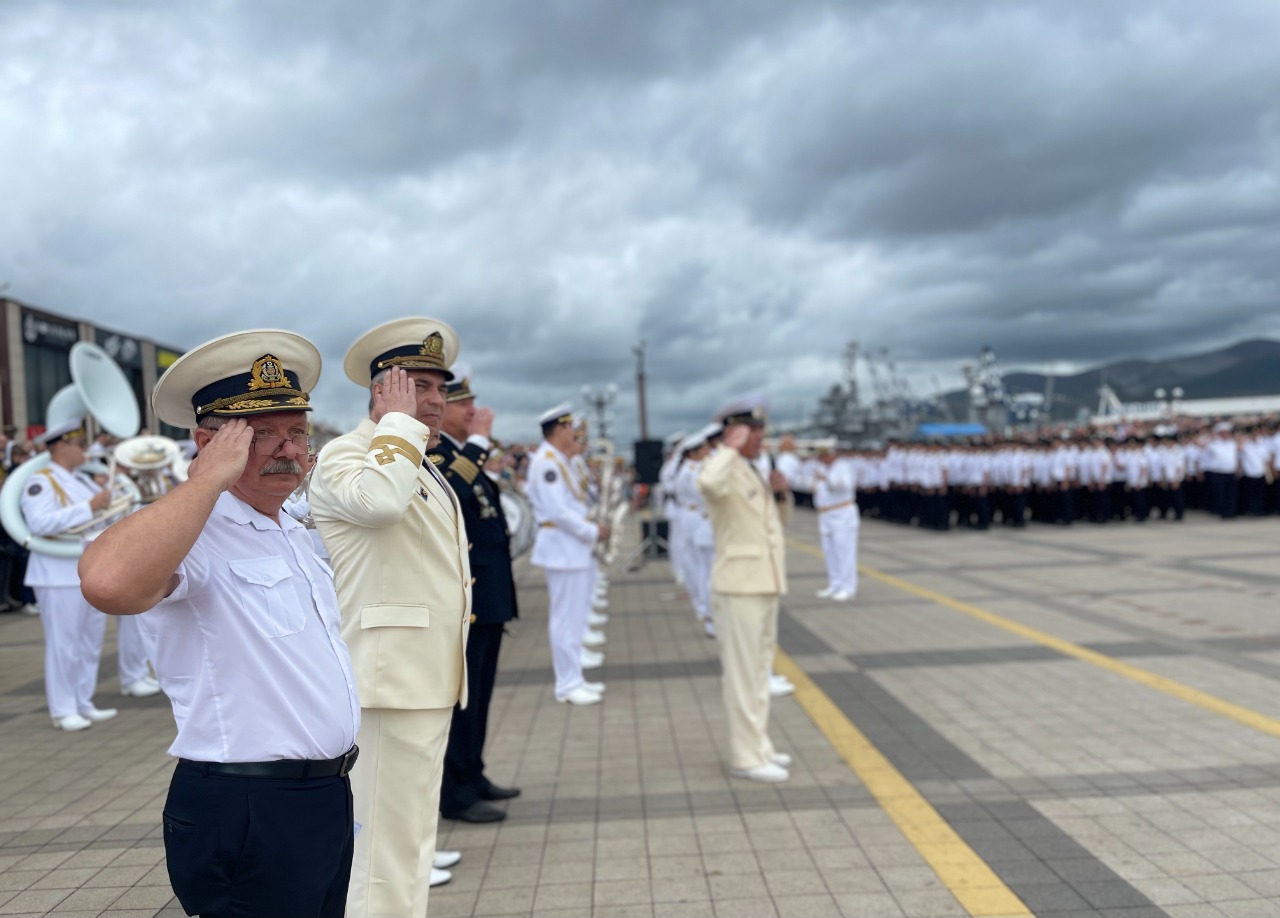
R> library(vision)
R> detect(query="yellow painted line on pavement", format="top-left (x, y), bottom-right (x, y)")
top-left (789, 536), bottom-right (1280, 741)
top-left (774, 649), bottom-right (1031, 917)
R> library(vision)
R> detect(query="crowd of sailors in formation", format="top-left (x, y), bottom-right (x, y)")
top-left (776, 418), bottom-right (1280, 532)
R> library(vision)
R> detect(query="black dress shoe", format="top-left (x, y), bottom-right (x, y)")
top-left (443, 801), bottom-right (506, 823)
top-left (479, 783), bottom-right (521, 801)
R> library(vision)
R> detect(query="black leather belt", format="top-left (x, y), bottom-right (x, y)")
top-left (179, 745), bottom-right (359, 780)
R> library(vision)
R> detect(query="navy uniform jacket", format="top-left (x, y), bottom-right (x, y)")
top-left (428, 434), bottom-right (518, 625)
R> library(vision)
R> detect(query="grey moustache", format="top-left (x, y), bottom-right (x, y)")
top-left (261, 459), bottom-right (304, 475)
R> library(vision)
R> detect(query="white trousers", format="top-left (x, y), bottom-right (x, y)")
top-left (346, 706), bottom-right (452, 918)
top-left (818, 505), bottom-right (860, 595)
top-left (711, 592), bottom-right (779, 770)
top-left (546, 568), bottom-right (590, 697)
top-left (667, 511), bottom-right (688, 586)
top-left (116, 614), bottom-right (155, 688)
top-left (687, 543), bottom-right (714, 621)
top-left (36, 586), bottom-right (106, 719)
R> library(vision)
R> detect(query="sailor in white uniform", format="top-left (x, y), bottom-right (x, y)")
top-left (20, 420), bottom-right (120, 731)
top-left (812, 447), bottom-right (859, 602)
top-left (525, 403), bottom-right (609, 705)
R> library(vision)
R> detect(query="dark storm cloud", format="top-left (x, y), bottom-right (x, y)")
top-left (1, 0), bottom-right (1278, 440)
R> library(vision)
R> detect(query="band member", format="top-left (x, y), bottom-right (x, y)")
top-left (430, 363), bottom-right (522, 824)
top-left (698, 394), bottom-right (791, 783)
top-left (22, 420), bottom-right (117, 730)
top-left (812, 447), bottom-right (859, 602)
top-left (309, 318), bottom-right (471, 918)
top-left (525, 403), bottom-right (608, 705)
top-left (79, 331), bottom-right (360, 917)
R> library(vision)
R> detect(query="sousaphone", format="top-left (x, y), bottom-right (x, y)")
top-left (0, 342), bottom-right (142, 558)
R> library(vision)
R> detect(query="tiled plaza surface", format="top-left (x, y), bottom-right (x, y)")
top-left (4, 508), bottom-right (1280, 916)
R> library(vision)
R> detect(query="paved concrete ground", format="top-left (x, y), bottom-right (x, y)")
top-left (4, 508), bottom-right (1280, 916)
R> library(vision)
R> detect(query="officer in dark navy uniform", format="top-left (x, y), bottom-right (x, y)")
top-left (430, 363), bottom-right (521, 823)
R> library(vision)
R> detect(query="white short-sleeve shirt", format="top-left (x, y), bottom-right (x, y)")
top-left (143, 491), bottom-right (360, 762)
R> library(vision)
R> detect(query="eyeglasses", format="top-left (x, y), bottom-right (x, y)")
top-left (252, 432), bottom-right (310, 455)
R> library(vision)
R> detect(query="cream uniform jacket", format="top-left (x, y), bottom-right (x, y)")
top-left (698, 445), bottom-right (788, 597)
top-left (309, 413), bottom-right (471, 710)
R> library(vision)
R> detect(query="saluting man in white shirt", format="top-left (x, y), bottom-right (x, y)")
top-left (80, 330), bottom-right (360, 918)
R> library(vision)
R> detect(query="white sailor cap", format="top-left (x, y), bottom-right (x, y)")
top-left (343, 317), bottom-right (459, 387)
top-left (696, 421), bottom-right (724, 443)
top-left (446, 361), bottom-right (474, 403)
top-left (714, 391), bottom-right (769, 427)
top-left (538, 402), bottom-right (575, 427)
top-left (153, 330), bottom-right (321, 429)
top-left (1213, 421), bottom-right (1233, 433)
top-left (36, 417), bottom-right (88, 446)
top-left (663, 430), bottom-right (687, 448)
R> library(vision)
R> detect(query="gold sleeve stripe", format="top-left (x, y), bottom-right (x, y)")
top-left (449, 455), bottom-right (480, 484)
top-left (369, 435), bottom-right (423, 468)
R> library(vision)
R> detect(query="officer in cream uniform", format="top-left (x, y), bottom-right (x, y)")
top-left (698, 394), bottom-right (791, 783)
top-left (525, 403), bottom-right (608, 705)
top-left (22, 419), bottom-right (119, 731)
top-left (309, 318), bottom-right (471, 918)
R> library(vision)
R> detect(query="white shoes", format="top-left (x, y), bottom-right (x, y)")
top-left (433, 850), bottom-right (462, 869)
top-left (587, 612), bottom-right (609, 627)
top-left (429, 867), bottom-right (452, 887)
top-left (582, 681), bottom-right (606, 694)
top-left (79, 706), bottom-right (118, 723)
top-left (729, 762), bottom-right (790, 784)
top-left (771, 752), bottom-right (792, 768)
top-left (816, 586), bottom-right (836, 598)
top-left (592, 597), bottom-right (609, 610)
top-left (769, 675), bottom-right (795, 697)
top-left (122, 677), bottom-right (162, 697)
top-left (20, 603), bottom-right (39, 616)
top-left (703, 619), bottom-right (716, 638)
top-left (557, 685), bottom-right (603, 705)
top-left (582, 630), bottom-right (606, 647)
top-left (580, 649), bottom-right (604, 669)
top-left (52, 713), bottom-right (92, 732)
top-left (830, 590), bottom-right (854, 602)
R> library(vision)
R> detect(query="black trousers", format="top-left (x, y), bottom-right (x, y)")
top-left (163, 762), bottom-right (353, 918)
top-left (440, 622), bottom-right (506, 814)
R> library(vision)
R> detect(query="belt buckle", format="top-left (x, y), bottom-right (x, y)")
top-left (338, 745), bottom-right (360, 777)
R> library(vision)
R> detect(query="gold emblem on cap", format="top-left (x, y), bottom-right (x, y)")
top-left (248, 354), bottom-right (290, 391)
top-left (419, 333), bottom-right (444, 358)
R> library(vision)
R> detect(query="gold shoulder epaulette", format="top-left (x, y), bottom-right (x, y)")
top-left (449, 455), bottom-right (480, 484)
top-left (369, 435), bottom-right (423, 468)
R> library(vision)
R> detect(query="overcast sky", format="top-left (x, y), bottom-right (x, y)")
top-left (2, 0), bottom-right (1279, 442)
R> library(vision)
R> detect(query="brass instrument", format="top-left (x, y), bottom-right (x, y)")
top-left (590, 438), bottom-right (629, 565)
top-left (0, 342), bottom-right (141, 557)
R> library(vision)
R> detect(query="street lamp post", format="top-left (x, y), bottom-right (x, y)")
top-left (633, 339), bottom-right (649, 441)
top-left (581, 383), bottom-right (618, 442)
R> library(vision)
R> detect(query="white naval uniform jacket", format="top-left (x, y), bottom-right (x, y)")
top-left (310, 413), bottom-right (471, 711)
top-left (698, 446), bottom-right (787, 597)
top-left (526, 441), bottom-right (597, 571)
top-left (20, 463), bottom-right (103, 588)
